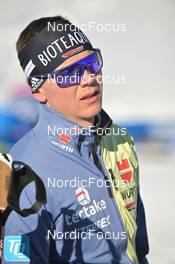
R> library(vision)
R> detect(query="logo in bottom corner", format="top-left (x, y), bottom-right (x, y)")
top-left (4, 236), bottom-right (30, 262)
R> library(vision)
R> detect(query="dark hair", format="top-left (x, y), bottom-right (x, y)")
top-left (16, 15), bottom-right (71, 55)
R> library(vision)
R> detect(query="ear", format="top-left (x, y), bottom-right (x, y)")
top-left (32, 89), bottom-right (47, 103)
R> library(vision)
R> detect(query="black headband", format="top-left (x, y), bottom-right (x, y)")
top-left (18, 22), bottom-right (94, 92)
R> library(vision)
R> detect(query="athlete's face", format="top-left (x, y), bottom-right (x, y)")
top-left (33, 50), bottom-right (103, 128)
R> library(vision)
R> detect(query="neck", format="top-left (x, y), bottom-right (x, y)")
top-left (67, 115), bottom-right (95, 129)
top-left (46, 103), bottom-right (95, 128)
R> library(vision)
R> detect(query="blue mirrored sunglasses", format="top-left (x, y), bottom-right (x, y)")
top-left (28, 49), bottom-right (103, 88)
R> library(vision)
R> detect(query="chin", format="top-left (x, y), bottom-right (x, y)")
top-left (81, 103), bottom-right (102, 119)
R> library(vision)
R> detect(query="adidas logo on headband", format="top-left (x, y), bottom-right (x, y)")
top-left (31, 77), bottom-right (44, 93)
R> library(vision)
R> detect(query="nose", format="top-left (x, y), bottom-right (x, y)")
top-left (80, 69), bottom-right (96, 88)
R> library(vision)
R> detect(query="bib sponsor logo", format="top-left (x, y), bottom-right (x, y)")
top-left (125, 201), bottom-right (136, 211)
top-left (51, 140), bottom-right (73, 153)
top-left (65, 199), bottom-right (107, 226)
top-left (121, 186), bottom-right (136, 200)
top-left (58, 134), bottom-right (71, 144)
top-left (115, 158), bottom-right (136, 211)
top-left (121, 186), bottom-right (136, 211)
top-left (117, 158), bottom-right (133, 183)
top-left (80, 215), bottom-right (111, 232)
top-left (76, 187), bottom-right (91, 206)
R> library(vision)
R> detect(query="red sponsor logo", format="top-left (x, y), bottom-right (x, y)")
top-left (76, 190), bottom-right (85, 198)
top-left (125, 201), bottom-right (136, 211)
top-left (62, 46), bottom-right (84, 58)
top-left (117, 158), bottom-right (133, 183)
top-left (75, 187), bottom-right (91, 206)
top-left (58, 134), bottom-right (71, 144)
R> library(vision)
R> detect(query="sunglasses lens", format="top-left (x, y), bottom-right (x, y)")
top-left (56, 65), bottom-right (83, 88)
top-left (55, 49), bottom-right (103, 88)
top-left (80, 50), bottom-right (102, 75)
top-left (89, 55), bottom-right (102, 74)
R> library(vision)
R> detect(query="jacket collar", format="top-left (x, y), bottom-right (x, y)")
top-left (34, 104), bottom-right (112, 156)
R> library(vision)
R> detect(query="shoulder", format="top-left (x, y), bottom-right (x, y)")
top-left (102, 123), bottom-right (135, 149)
top-left (9, 127), bottom-right (47, 165)
top-left (101, 123), bottom-right (139, 166)
top-left (10, 130), bottom-right (32, 156)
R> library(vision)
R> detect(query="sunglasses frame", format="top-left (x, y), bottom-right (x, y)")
top-left (28, 48), bottom-right (103, 88)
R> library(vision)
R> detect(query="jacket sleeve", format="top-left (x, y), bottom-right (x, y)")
top-left (2, 182), bottom-right (53, 264)
top-left (136, 192), bottom-right (149, 263)
top-left (128, 134), bottom-right (149, 263)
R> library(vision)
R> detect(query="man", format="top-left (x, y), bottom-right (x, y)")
top-left (2, 16), bottom-right (149, 264)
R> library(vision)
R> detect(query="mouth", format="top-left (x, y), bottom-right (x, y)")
top-left (80, 90), bottom-right (100, 102)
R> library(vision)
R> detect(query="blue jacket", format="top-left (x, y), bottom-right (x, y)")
top-left (3, 104), bottom-right (149, 264)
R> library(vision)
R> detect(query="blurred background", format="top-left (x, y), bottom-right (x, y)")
top-left (0, 0), bottom-right (174, 263)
